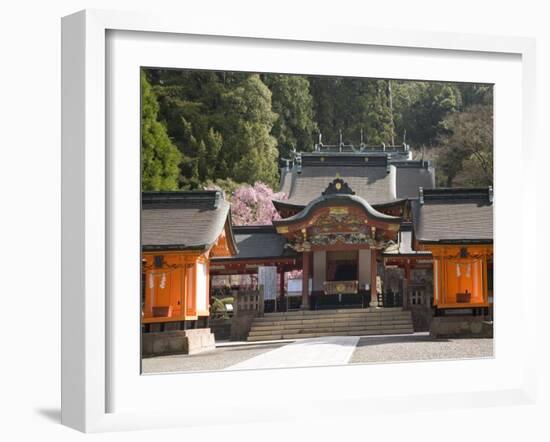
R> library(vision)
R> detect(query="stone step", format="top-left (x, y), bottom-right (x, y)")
top-left (261, 310), bottom-right (404, 320)
top-left (249, 319), bottom-right (413, 331)
top-left (250, 319), bottom-right (412, 331)
top-left (247, 308), bottom-right (413, 342)
top-left (246, 328), bottom-right (414, 342)
top-left (263, 307), bottom-right (404, 317)
top-left (248, 323), bottom-right (414, 337)
top-left (252, 315), bottom-right (412, 327)
top-left (254, 312), bottom-right (411, 324)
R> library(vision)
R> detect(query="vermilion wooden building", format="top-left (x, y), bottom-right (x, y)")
top-left (412, 187), bottom-right (493, 311)
top-left (141, 191), bottom-right (237, 331)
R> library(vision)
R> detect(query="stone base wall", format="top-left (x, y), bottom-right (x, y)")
top-left (209, 318), bottom-right (232, 340)
top-left (230, 311), bottom-right (258, 341)
top-left (409, 305), bottom-right (434, 332)
top-left (142, 328), bottom-right (215, 357)
top-left (430, 316), bottom-right (493, 339)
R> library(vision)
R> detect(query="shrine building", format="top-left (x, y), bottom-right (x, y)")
top-left (210, 142), bottom-right (493, 331)
top-left (141, 191), bottom-right (238, 355)
top-left (141, 141), bottom-right (493, 349)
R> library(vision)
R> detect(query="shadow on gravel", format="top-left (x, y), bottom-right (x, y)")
top-left (295, 337), bottom-right (360, 348)
top-left (222, 343), bottom-right (285, 352)
top-left (355, 335), bottom-right (450, 347)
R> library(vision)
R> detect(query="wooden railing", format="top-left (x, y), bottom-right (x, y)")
top-left (377, 291), bottom-right (403, 308)
top-left (233, 287), bottom-right (264, 315)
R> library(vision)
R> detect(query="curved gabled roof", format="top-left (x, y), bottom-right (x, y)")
top-left (141, 191), bottom-right (238, 254)
top-left (273, 192), bottom-right (401, 228)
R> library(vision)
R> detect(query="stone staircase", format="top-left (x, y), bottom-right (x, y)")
top-left (246, 307), bottom-right (414, 342)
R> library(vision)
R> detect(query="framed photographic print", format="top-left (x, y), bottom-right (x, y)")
top-left (61, 9), bottom-right (537, 433)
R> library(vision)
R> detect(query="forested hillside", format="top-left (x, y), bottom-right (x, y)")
top-left (141, 68), bottom-right (493, 191)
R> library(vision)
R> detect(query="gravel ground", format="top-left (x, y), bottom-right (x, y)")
top-left (142, 335), bottom-right (493, 374)
top-left (141, 343), bottom-right (284, 374)
top-left (350, 335), bottom-right (493, 364)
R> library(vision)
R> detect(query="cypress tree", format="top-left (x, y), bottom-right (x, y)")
top-left (218, 74), bottom-right (279, 188)
top-left (140, 71), bottom-right (181, 191)
top-left (262, 74), bottom-right (317, 156)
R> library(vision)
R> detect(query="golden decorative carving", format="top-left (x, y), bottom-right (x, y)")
top-left (329, 207), bottom-right (348, 215)
top-left (323, 280), bottom-right (359, 295)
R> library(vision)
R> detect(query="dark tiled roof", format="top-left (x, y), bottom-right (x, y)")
top-left (394, 162), bottom-right (435, 199)
top-left (274, 153), bottom-right (435, 208)
top-left (141, 191), bottom-right (234, 251)
top-left (215, 225), bottom-right (294, 260)
top-left (412, 188), bottom-right (493, 243)
top-left (276, 165), bottom-right (395, 207)
top-left (279, 168), bottom-right (292, 197)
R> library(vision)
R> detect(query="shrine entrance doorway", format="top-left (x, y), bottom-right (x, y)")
top-left (327, 250), bottom-right (358, 282)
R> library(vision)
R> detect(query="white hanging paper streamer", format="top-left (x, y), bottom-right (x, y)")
top-left (160, 273), bottom-right (166, 289)
top-left (258, 266), bottom-right (278, 300)
top-left (149, 273), bottom-right (154, 289)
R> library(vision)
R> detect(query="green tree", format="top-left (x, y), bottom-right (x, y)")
top-left (217, 74), bottom-right (279, 187)
top-left (148, 70), bottom-right (227, 188)
top-left (394, 81), bottom-right (462, 147)
top-left (143, 67), bottom-right (493, 191)
top-left (204, 177), bottom-right (241, 199)
top-left (308, 76), bottom-right (394, 145)
top-left (262, 74), bottom-right (317, 157)
top-left (147, 70), bottom-right (279, 188)
top-left (140, 71), bottom-right (181, 191)
top-left (456, 83), bottom-right (493, 108)
top-left (436, 104), bottom-right (493, 187)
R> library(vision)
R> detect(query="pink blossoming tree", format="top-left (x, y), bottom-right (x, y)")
top-left (230, 181), bottom-right (285, 225)
top-left (207, 180), bottom-right (302, 289)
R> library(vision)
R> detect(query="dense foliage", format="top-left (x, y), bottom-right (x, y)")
top-left (309, 77), bottom-right (395, 146)
top-left (141, 68), bottom-right (493, 191)
top-left (437, 104), bottom-right (493, 187)
top-left (140, 72), bottom-right (181, 190)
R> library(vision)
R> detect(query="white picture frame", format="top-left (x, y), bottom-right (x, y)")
top-left (61, 9), bottom-right (538, 433)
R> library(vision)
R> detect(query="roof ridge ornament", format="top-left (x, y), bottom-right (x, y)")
top-left (322, 177), bottom-right (356, 196)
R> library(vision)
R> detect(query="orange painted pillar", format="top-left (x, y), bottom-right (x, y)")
top-left (370, 249), bottom-right (378, 307)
